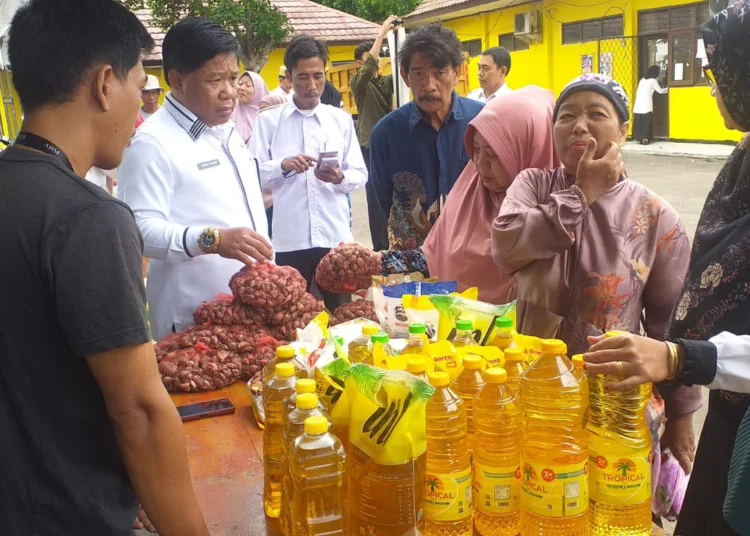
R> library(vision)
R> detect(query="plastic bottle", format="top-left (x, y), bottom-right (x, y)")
top-left (519, 339), bottom-right (589, 535)
top-left (474, 368), bottom-right (522, 536)
top-left (371, 332), bottom-right (394, 368)
top-left (290, 416), bottom-right (347, 535)
top-left (488, 317), bottom-right (515, 350)
top-left (280, 393), bottom-right (329, 536)
top-left (263, 362), bottom-right (297, 517)
top-left (284, 378), bottom-right (318, 417)
top-left (451, 354), bottom-right (485, 453)
top-left (571, 354), bottom-right (585, 380)
top-left (452, 319), bottom-right (477, 348)
top-left (425, 372), bottom-right (474, 536)
top-left (402, 323), bottom-right (429, 355)
top-left (503, 347), bottom-right (528, 394)
top-left (263, 345), bottom-right (308, 382)
top-left (348, 325), bottom-right (379, 364)
top-left (407, 357), bottom-right (430, 381)
top-left (587, 332), bottom-right (653, 536)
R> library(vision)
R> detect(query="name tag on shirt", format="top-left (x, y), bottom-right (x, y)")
top-left (197, 159), bottom-right (221, 171)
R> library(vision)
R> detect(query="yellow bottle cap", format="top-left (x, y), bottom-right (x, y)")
top-left (541, 339), bottom-right (565, 354)
top-left (605, 330), bottom-right (627, 338)
top-left (428, 372), bottom-right (450, 387)
top-left (305, 416), bottom-right (329, 435)
top-left (485, 367), bottom-right (508, 384)
top-left (504, 347), bottom-right (524, 361)
top-left (407, 358), bottom-right (426, 374)
top-left (295, 378), bottom-right (316, 394)
top-left (276, 345), bottom-right (295, 359)
top-left (275, 362), bottom-right (295, 377)
top-left (571, 354), bottom-right (585, 369)
top-left (462, 354), bottom-right (482, 370)
top-left (296, 392), bottom-right (319, 410)
top-left (362, 325), bottom-right (379, 336)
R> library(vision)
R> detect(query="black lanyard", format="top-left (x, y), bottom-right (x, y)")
top-left (14, 131), bottom-right (74, 172)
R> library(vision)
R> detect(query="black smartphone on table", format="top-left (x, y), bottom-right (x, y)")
top-left (177, 398), bottom-right (236, 422)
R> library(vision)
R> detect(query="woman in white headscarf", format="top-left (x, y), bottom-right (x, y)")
top-left (231, 71), bottom-right (269, 145)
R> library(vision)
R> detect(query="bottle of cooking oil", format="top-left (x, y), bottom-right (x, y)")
top-left (519, 339), bottom-right (589, 535)
top-left (452, 319), bottom-right (477, 348)
top-left (290, 416), bottom-right (347, 535)
top-left (488, 317), bottom-right (515, 350)
top-left (588, 332), bottom-right (652, 536)
top-left (571, 354), bottom-right (585, 380)
top-left (425, 372), bottom-right (474, 536)
top-left (263, 345), bottom-right (308, 382)
top-left (474, 368), bottom-right (522, 536)
top-left (263, 362), bottom-right (297, 518)
top-left (371, 332), bottom-right (394, 368)
top-left (280, 393), bottom-right (329, 536)
top-left (503, 347), bottom-right (528, 394)
top-left (402, 323), bottom-right (429, 355)
top-left (451, 354), bottom-right (485, 453)
top-left (348, 325), bottom-right (379, 364)
top-left (284, 378), bottom-right (318, 417)
top-left (407, 357), bottom-right (430, 381)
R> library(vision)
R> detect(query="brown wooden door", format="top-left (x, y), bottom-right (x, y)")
top-left (639, 35), bottom-right (670, 139)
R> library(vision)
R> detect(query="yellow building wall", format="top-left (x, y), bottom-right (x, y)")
top-left (258, 45), bottom-right (357, 90)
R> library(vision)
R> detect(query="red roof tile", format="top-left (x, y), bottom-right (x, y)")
top-left (404, 0), bottom-right (502, 21)
top-left (138, 1), bottom-right (379, 63)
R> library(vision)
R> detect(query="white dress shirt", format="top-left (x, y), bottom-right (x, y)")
top-left (467, 82), bottom-right (512, 103)
top-left (708, 332), bottom-right (750, 394)
top-left (119, 94), bottom-right (269, 341)
top-left (251, 99), bottom-right (367, 253)
top-left (269, 86), bottom-right (294, 102)
top-left (633, 78), bottom-right (668, 114)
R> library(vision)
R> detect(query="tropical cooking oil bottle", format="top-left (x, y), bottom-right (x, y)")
top-left (263, 362), bottom-right (297, 517)
top-left (502, 347), bottom-right (528, 394)
top-left (488, 317), bottom-right (515, 350)
top-left (263, 345), bottom-right (308, 382)
top-left (451, 354), bottom-right (485, 453)
top-left (371, 332), bottom-right (394, 368)
top-left (425, 372), bottom-right (473, 535)
top-left (407, 357), bottom-right (430, 381)
top-left (284, 378), bottom-right (318, 417)
top-left (348, 325), bottom-right (379, 364)
top-left (402, 322), bottom-right (429, 355)
top-left (290, 416), bottom-right (347, 535)
top-left (587, 332), bottom-right (653, 536)
top-left (452, 319), bottom-right (477, 348)
top-left (519, 339), bottom-right (589, 535)
top-left (280, 393), bottom-right (329, 536)
top-left (474, 368), bottom-right (522, 536)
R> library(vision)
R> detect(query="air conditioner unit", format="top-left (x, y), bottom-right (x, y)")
top-left (514, 11), bottom-right (541, 42)
top-left (709, 0), bottom-right (729, 15)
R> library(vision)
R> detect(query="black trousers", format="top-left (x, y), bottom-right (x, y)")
top-left (632, 112), bottom-right (653, 142)
top-left (361, 146), bottom-right (390, 251)
top-left (276, 248), bottom-right (350, 312)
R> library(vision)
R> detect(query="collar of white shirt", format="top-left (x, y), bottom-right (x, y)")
top-left (163, 94), bottom-right (235, 143)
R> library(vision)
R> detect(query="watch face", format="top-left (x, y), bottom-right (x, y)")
top-left (201, 233), bottom-right (216, 248)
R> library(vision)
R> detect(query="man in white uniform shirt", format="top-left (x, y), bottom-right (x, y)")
top-left (120, 19), bottom-right (272, 341)
top-left (269, 66), bottom-right (294, 102)
top-left (467, 47), bottom-right (512, 103)
top-left (252, 35), bottom-right (367, 311)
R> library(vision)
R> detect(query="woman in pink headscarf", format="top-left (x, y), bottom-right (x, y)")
top-left (231, 71), bottom-right (269, 145)
top-left (259, 94), bottom-right (287, 110)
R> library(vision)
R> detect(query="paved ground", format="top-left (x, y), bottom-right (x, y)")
top-left (138, 152), bottom-right (726, 536)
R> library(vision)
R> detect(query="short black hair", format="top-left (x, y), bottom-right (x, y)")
top-left (285, 35), bottom-right (329, 72)
top-left (482, 47), bottom-right (512, 75)
top-left (355, 42), bottom-right (372, 62)
top-left (398, 24), bottom-right (463, 73)
top-left (8, 0), bottom-right (153, 113)
top-left (162, 18), bottom-right (240, 87)
top-left (646, 65), bottom-right (661, 79)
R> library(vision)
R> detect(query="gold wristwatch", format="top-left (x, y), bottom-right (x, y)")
top-left (198, 228), bottom-right (221, 254)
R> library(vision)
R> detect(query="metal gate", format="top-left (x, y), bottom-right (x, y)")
top-left (597, 37), bottom-right (638, 109)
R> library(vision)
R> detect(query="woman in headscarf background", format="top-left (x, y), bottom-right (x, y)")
top-left (231, 71), bottom-right (269, 146)
top-left (491, 74), bottom-right (701, 509)
top-left (317, 86), bottom-right (560, 305)
top-left (260, 94), bottom-right (287, 110)
top-left (584, 3), bottom-right (750, 534)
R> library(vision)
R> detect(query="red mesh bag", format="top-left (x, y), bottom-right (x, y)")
top-left (266, 292), bottom-right (324, 326)
top-left (331, 300), bottom-right (377, 326)
top-left (193, 294), bottom-right (266, 326)
top-left (154, 332), bottom-right (184, 361)
top-left (315, 243), bottom-right (381, 294)
top-left (240, 345), bottom-right (276, 380)
top-left (179, 325), bottom-right (272, 353)
top-left (230, 263), bottom-right (307, 308)
top-left (159, 346), bottom-right (244, 393)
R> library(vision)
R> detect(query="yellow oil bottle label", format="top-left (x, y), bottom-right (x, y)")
top-left (520, 459), bottom-right (589, 518)
top-left (424, 466), bottom-right (474, 521)
top-left (265, 455), bottom-right (282, 482)
top-left (589, 447), bottom-right (652, 505)
top-left (473, 461), bottom-right (521, 514)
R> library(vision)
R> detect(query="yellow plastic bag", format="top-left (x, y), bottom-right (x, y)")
top-left (428, 341), bottom-right (460, 380)
top-left (429, 295), bottom-right (516, 344)
top-left (347, 364), bottom-right (434, 536)
top-left (513, 333), bottom-right (544, 363)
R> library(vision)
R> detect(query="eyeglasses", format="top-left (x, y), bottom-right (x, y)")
top-left (703, 65), bottom-right (716, 87)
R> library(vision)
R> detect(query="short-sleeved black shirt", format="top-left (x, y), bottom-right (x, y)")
top-left (0, 147), bottom-right (151, 535)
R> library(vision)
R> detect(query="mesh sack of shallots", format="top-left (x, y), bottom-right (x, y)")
top-left (230, 263), bottom-right (307, 309)
top-left (240, 345), bottom-right (276, 380)
top-left (193, 294), bottom-right (266, 326)
top-left (179, 324), bottom-right (272, 353)
top-left (331, 300), bottom-right (378, 326)
top-left (315, 243), bottom-right (381, 294)
top-left (265, 292), bottom-right (324, 326)
top-left (159, 345), bottom-right (243, 392)
top-left (154, 332), bottom-right (185, 361)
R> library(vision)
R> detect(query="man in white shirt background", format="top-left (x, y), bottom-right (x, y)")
top-left (467, 47), bottom-right (512, 103)
top-left (119, 18), bottom-right (272, 341)
top-left (139, 74), bottom-right (163, 121)
top-left (269, 65), bottom-right (294, 102)
top-left (251, 35), bottom-right (367, 311)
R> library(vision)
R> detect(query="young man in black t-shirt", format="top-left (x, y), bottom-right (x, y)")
top-left (0, 1), bottom-right (209, 535)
